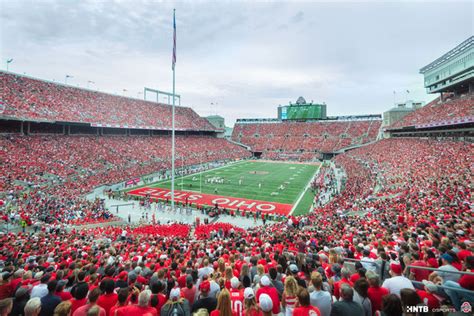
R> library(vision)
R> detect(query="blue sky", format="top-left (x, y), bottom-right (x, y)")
top-left (1, 0), bottom-right (472, 126)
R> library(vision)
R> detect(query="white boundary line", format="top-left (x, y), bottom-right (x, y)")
top-left (289, 164), bottom-right (321, 216)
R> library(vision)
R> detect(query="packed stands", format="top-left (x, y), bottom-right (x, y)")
top-left (389, 93), bottom-right (473, 129)
top-left (0, 135), bottom-right (250, 226)
top-left (232, 120), bottom-right (381, 159)
top-left (0, 71), bottom-right (216, 131)
top-left (0, 137), bottom-right (472, 316)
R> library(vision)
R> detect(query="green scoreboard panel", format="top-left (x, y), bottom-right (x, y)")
top-left (279, 104), bottom-right (325, 120)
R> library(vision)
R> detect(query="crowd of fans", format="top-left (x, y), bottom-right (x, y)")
top-left (0, 137), bottom-right (471, 316)
top-left (1, 72), bottom-right (215, 131)
top-left (232, 120), bottom-right (381, 160)
top-left (389, 93), bottom-right (473, 129)
top-left (1, 135), bottom-right (251, 226)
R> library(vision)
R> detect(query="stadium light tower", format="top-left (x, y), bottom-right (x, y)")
top-left (65, 75), bottom-right (73, 84)
top-left (87, 80), bottom-right (95, 89)
top-left (6, 58), bottom-right (13, 72)
top-left (137, 91), bottom-right (143, 99)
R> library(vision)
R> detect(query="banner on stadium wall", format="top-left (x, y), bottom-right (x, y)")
top-left (127, 187), bottom-right (292, 215)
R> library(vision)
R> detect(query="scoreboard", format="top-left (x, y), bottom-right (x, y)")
top-left (278, 103), bottom-right (326, 120)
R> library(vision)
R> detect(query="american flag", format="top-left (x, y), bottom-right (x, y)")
top-left (172, 9), bottom-right (176, 70)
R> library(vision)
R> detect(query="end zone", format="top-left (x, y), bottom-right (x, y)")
top-left (127, 187), bottom-right (292, 215)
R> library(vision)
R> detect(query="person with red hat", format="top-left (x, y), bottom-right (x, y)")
top-left (192, 280), bottom-right (217, 314)
top-left (381, 263), bottom-right (414, 297)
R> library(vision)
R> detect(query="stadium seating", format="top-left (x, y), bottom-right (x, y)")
top-left (232, 120), bottom-right (381, 159)
top-left (389, 93), bottom-right (473, 129)
top-left (0, 71), bottom-right (216, 131)
top-left (0, 137), bottom-right (471, 316)
top-left (0, 135), bottom-right (251, 226)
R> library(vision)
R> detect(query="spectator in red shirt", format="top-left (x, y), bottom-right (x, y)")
top-left (97, 279), bottom-right (118, 316)
top-left (109, 288), bottom-right (129, 316)
top-left (117, 290), bottom-right (157, 316)
top-left (211, 289), bottom-right (236, 316)
top-left (293, 288), bottom-right (321, 316)
top-left (180, 276), bottom-right (196, 310)
top-left (409, 253), bottom-right (430, 282)
top-left (416, 281), bottom-right (440, 310)
top-left (333, 268), bottom-right (353, 301)
top-left (69, 282), bottom-right (89, 314)
top-left (229, 277), bottom-right (244, 316)
top-left (72, 288), bottom-right (106, 316)
top-left (256, 276), bottom-right (280, 315)
top-left (0, 272), bottom-right (13, 300)
top-left (366, 271), bottom-right (389, 315)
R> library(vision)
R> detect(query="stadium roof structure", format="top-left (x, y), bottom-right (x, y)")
top-left (419, 36), bottom-right (474, 94)
top-left (420, 36), bottom-right (473, 74)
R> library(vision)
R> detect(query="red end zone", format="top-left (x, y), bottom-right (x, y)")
top-left (127, 187), bottom-right (292, 216)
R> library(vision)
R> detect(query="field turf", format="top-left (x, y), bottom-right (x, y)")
top-left (139, 160), bottom-right (319, 215)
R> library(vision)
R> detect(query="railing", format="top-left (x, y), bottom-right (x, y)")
top-left (341, 258), bottom-right (474, 297)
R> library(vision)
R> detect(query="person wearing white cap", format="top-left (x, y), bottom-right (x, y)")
top-left (230, 277), bottom-right (244, 316)
top-left (256, 276), bottom-right (280, 315)
top-left (243, 288), bottom-right (259, 316)
top-left (161, 287), bottom-right (190, 316)
top-left (258, 294), bottom-right (273, 316)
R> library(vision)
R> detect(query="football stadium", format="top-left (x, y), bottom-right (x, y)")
top-left (0, 2), bottom-right (473, 316)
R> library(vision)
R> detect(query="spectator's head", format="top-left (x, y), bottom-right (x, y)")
top-left (389, 263), bottom-right (402, 276)
top-left (382, 294), bottom-right (403, 316)
top-left (340, 267), bottom-right (350, 279)
top-left (400, 288), bottom-right (421, 309)
top-left (260, 275), bottom-right (271, 287)
top-left (284, 276), bottom-right (298, 296)
top-left (230, 277), bottom-right (240, 289)
top-left (24, 297), bottom-right (41, 316)
top-left (465, 256), bottom-right (474, 269)
top-left (216, 289), bottom-right (232, 315)
top-left (258, 293), bottom-right (273, 314)
top-left (0, 298), bottom-right (13, 316)
top-left (101, 278), bottom-right (115, 294)
top-left (73, 282), bottom-right (89, 300)
top-left (169, 288), bottom-right (181, 301)
top-left (339, 284), bottom-right (353, 302)
top-left (310, 271), bottom-right (323, 290)
top-left (365, 271), bottom-right (381, 287)
top-left (53, 301), bottom-right (72, 316)
top-left (268, 268), bottom-right (277, 281)
top-left (296, 288), bottom-right (311, 307)
top-left (199, 280), bottom-right (211, 297)
top-left (47, 280), bottom-right (58, 293)
top-left (441, 253), bottom-right (454, 266)
top-left (354, 278), bottom-right (369, 299)
top-left (242, 275), bottom-right (251, 288)
top-left (117, 288), bottom-right (129, 305)
top-left (88, 288), bottom-right (101, 304)
top-left (138, 290), bottom-right (151, 307)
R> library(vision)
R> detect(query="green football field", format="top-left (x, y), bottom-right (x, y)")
top-left (133, 160), bottom-right (320, 215)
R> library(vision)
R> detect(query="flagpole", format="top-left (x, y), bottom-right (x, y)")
top-left (171, 8), bottom-right (176, 212)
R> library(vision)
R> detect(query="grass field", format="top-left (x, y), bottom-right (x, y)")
top-left (132, 160), bottom-right (320, 215)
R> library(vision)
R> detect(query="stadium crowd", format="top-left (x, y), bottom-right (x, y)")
top-left (0, 135), bottom-right (251, 226)
top-left (0, 136), bottom-right (472, 316)
top-left (1, 72), bottom-right (215, 131)
top-left (390, 93), bottom-right (473, 129)
top-left (232, 120), bottom-right (381, 160)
